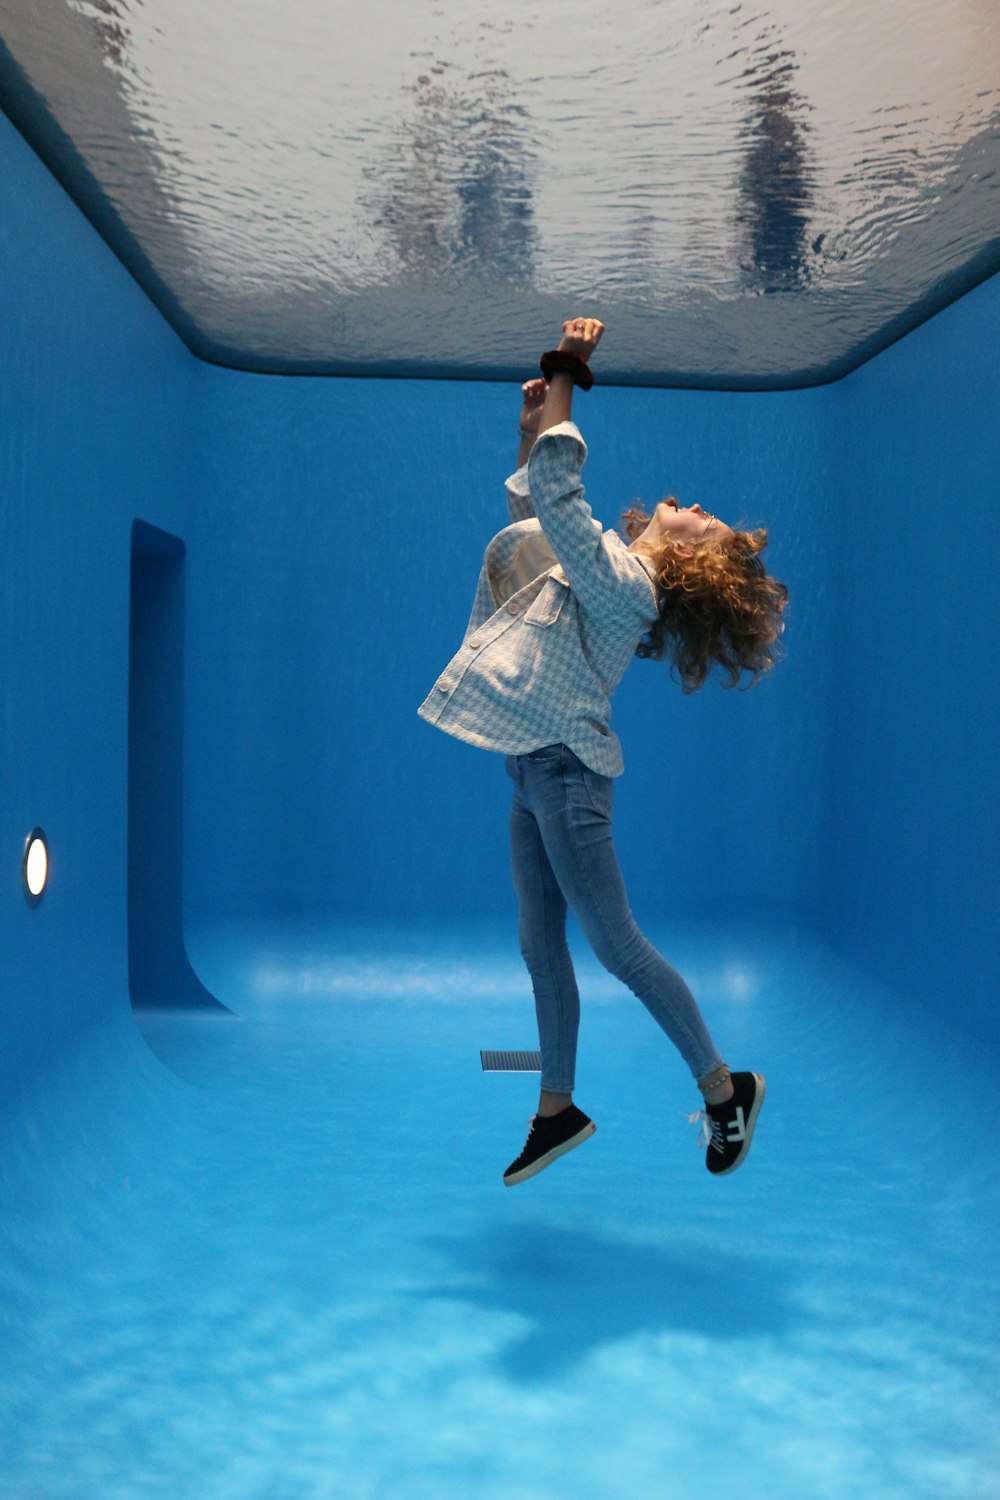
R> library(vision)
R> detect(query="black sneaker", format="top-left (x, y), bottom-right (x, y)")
top-left (703, 1072), bottom-right (766, 1175)
top-left (503, 1104), bottom-right (597, 1186)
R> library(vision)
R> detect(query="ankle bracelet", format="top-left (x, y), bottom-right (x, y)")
top-left (699, 1067), bottom-right (732, 1093)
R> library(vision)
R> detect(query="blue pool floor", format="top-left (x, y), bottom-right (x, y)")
top-left (1, 920), bottom-right (997, 1499)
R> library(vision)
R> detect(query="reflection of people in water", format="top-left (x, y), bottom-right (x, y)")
top-left (419, 317), bottom-right (788, 1187)
top-left (374, 60), bottom-right (536, 282)
top-left (738, 59), bottom-right (814, 292)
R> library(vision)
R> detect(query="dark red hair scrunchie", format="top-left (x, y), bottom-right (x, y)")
top-left (539, 350), bottom-right (595, 391)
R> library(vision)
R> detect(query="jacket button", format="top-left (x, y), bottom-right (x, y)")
top-left (506, 600), bottom-right (521, 615)
top-left (469, 637), bottom-right (481, 648)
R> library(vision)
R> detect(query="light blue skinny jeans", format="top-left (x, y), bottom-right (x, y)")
top-left (506, 742), bottom-right (725, 1095)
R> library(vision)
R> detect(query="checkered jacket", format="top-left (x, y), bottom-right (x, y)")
top-left (417, 421), bottom-right (660, 776)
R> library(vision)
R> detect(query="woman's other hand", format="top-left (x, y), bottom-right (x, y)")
top-left (557, 316), bottom-right (604, 362)
top-left (519, 377), bottom-right (548, 437)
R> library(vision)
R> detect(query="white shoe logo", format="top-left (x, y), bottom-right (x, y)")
top-left (726, 1107), bottom-right (747, 1144)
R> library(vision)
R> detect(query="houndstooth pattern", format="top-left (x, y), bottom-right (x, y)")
top-left (418, 422), bottom-right (660, 777)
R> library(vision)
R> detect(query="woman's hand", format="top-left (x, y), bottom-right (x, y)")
top-left (557, 316), bottom-right (604, 362)
top-left (518, 377), bottom-right (548, 437)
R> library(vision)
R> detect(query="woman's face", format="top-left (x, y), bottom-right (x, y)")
top-left (629, 499), bottom-right (733, 552)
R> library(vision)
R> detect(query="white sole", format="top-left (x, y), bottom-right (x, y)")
top-left (503, 1121), bottom-right (597, 1186)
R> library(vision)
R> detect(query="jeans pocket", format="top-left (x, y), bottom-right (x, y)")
top-left (581, 765), bottom-right (614, 818)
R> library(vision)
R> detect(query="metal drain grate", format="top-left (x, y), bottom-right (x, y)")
top-left (480, 1050), bottom-right (542, 1072)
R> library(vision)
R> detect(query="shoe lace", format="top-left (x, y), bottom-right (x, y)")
top-left (685, 1109), bottom-right (724, 1154)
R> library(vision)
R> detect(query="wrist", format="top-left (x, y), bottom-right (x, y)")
top-left (539, 350), bottom-right (594, 391)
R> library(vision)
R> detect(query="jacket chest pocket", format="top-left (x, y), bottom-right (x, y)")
top-left (524, 575), bottom-right (569, 628)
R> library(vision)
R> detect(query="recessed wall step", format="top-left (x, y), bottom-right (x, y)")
top-left (480, 1050), bottom-right (542, 1072)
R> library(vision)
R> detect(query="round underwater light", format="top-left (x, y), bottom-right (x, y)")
top-left (23, 827), bottom-right (49, 906)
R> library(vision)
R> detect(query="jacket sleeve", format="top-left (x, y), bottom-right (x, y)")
top-left (505, 464), bottom-right (535, 522)
top-left (526, 422), bottom-right (657, 625)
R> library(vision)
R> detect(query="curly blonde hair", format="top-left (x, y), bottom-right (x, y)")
top-left (622, 502), bottom-right (789, 693)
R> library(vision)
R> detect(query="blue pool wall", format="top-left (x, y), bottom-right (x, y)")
top-left (827, 285), bottom-right (1000, 1040)
top-left (2, 109), bottom-right (997, 1092)
top-left (1, 112), bottom-right (197, 1086)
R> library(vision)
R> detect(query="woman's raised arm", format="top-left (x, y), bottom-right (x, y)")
top-left (517, 378), bottom-right (547, 468)
top-left (517, 318), bottom-right (605, 466)
top-left (536, 316), bottom-right (604, 438)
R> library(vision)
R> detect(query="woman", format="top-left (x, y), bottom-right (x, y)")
top-left (418, 317), bottom-right (788, 1187)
